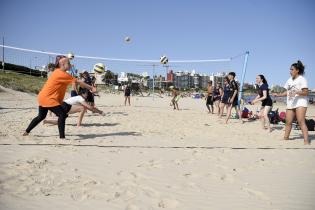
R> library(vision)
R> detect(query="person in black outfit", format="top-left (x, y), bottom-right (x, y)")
top-left (225, 72), bottom-right (243, 124)
top-left (124, 84), bottom-right (131, 106)
top-left (213, 82), bottom-right (223, 115)
top-left (206, 81), bottom-right (214, 113)
top-left (219, 77), bottom-right (230, 118)
top-left (80, 71), bottom-right (95, 107)
top-left (251, 74), bottom-right (273, 131)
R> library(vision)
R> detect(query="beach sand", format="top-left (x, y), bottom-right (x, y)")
top-left (0, 86), bottom-right (315, 210)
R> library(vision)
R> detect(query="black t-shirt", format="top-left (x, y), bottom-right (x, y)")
top-left (125, 86), bottom-right (131, 95)
top-left (258, 83), bottom-right (270, 99)
top-left (229, 80), bottom-right (239, 97)
top-left (83, 76), bottom-right (93, 86)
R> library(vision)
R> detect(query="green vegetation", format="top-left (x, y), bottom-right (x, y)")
top-left (0, 71), bottom-right (47, 94)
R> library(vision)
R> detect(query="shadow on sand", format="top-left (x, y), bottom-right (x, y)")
top-left (67, 123), bottom-right (120, 127)
top-left (72, 131), bottom-right (142, 140)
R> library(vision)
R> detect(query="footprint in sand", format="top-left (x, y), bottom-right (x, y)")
top-left (141, 186), bottom-right (160, 198)
top-left (220, 174), bottom-right (235, 183)
top-left (125, 204), bottom-right (140, 210)
top-left (158, 198), bottom-right (179, 209)
top-left (137, 160), bottom-right (162, 169)
top-left (242, 187), bottom-right (270, 200)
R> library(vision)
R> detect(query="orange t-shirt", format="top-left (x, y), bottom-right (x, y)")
top-left (38, 68), bottom-right (76, 107)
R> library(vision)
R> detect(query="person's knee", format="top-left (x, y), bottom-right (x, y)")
top-left (58, 112), bottom-right (68, 120)
top-left (36, 113), bottom-right (46, 121)
top-left (297, 119), bottom-right (305, 126)
top-left (285, 120), bottom-right (293, 126)
top-left (80, 106), bottom-right (86, 112)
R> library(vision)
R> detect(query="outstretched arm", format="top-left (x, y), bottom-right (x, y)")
top-left (81, 101), bottom-right (105, 115)
top-left (76, 80), bottom-right (97, 93)
top-left (273, 91), bottom-right (287, 97)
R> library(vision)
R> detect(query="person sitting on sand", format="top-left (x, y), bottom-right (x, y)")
top-left (43, 88), bottom-right (105, 127)
top-left (170, 86), bottom-right (180, 110)
top-left (251, 74), bottom-right (273, 132)
top-left (23, 55), bottom-right (96, 139)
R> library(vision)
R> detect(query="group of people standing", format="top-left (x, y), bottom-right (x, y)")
top-left (23, 57), bottom-right (310, 145)
top-left (206, 72), bottom-right (243, 124)
top-left (205, 60), bottom-right (310, 145)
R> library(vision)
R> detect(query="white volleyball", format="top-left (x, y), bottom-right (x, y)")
top-left (160, 55), bottom-right (168, 64)
top-left (125, 36), bottom-right (131, 43)
top-left (93, 63), bottom-right (106, 74)
top-left (67, 52), bottom-right (74, 60)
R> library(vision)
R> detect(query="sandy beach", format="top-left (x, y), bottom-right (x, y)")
top-left (0, 86), bottom-right (315, 210)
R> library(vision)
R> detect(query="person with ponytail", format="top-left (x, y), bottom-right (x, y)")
top-left (251, 74), bottom-right (273, 132)
top-left (274, 60), bottom-right (310, 145)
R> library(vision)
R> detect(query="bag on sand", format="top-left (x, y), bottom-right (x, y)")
top-left (279, 112), bottom-right (286, 122)
top-left (305, 119), bottom-right (315, 131)
top-left (242, 107), bottom-right (250, 118)
top-left (268, 109), bottom-right (280, 124)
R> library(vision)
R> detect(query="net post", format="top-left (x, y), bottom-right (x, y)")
top-left (238, 51), bottom-right (249, 108)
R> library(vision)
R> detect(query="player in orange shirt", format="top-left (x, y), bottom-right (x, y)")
top-left (23, 55), bottom-right (96, 139)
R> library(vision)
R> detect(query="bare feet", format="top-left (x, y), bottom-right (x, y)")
top-left (304, 141), bottom-right (311, 145)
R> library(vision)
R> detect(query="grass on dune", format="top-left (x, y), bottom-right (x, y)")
top-left (0, 71), bottom-right (47, 94)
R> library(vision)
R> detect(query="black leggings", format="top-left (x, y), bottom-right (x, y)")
top-left (25, 105), bottom-right (68, 138)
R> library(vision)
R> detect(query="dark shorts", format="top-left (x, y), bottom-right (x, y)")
top-left (70, 90), bottom-right (78, 97)
top-left (206, 96), bottom-right (213, 105)
top-left (228, 97), bottom-right (238, 107)
top-left (125, 93), bottom-right (131, 97)
top-left (87, 92), bottom-right (94, 103)
top-left (61, 102), bottom-right (72, 114)
top-left (221, 96), bottom-right (228, 104)
top-left (262, 98), bottom-right (273, 107)
top-left (213, 96), bottom-right (221, 101)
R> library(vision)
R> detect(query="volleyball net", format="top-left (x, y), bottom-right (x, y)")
top-left (0, 44), bottom-right (249, 104)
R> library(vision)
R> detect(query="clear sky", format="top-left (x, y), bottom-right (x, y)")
top-left (1, 0), bottom-right (314, 88)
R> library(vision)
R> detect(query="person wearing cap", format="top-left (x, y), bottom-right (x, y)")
top-left (23, 55), bottom-right (96, 139)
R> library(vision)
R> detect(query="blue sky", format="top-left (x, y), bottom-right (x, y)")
top-left (1, 0), bottom-right (314, 88)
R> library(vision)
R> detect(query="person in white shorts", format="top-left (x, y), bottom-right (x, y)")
top-left (274, 60), bottom-right (309, 145)
top-left (44, 88), bottom-right (104, 127)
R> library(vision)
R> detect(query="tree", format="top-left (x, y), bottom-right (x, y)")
top-left (104, 70), bottom-right (114, 85)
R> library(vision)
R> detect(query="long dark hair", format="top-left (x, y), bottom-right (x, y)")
top-left (258, 74), bottom-right (268, 84)
top-left (79, 88), bottom-right (89, 95)
top-left (291, 60), bottom-right (305, 75)
top-left (224, 76), bottom-right (230, 84)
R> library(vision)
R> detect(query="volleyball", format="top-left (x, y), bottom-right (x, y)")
top-left (160, 55), bottom-right (168, 64)
top-left (125, 36), bottom-right (131, 43)
top-left (67, 52), bottom-right (74, 60)
top-left (93, 63), bottom-right (105, 74)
